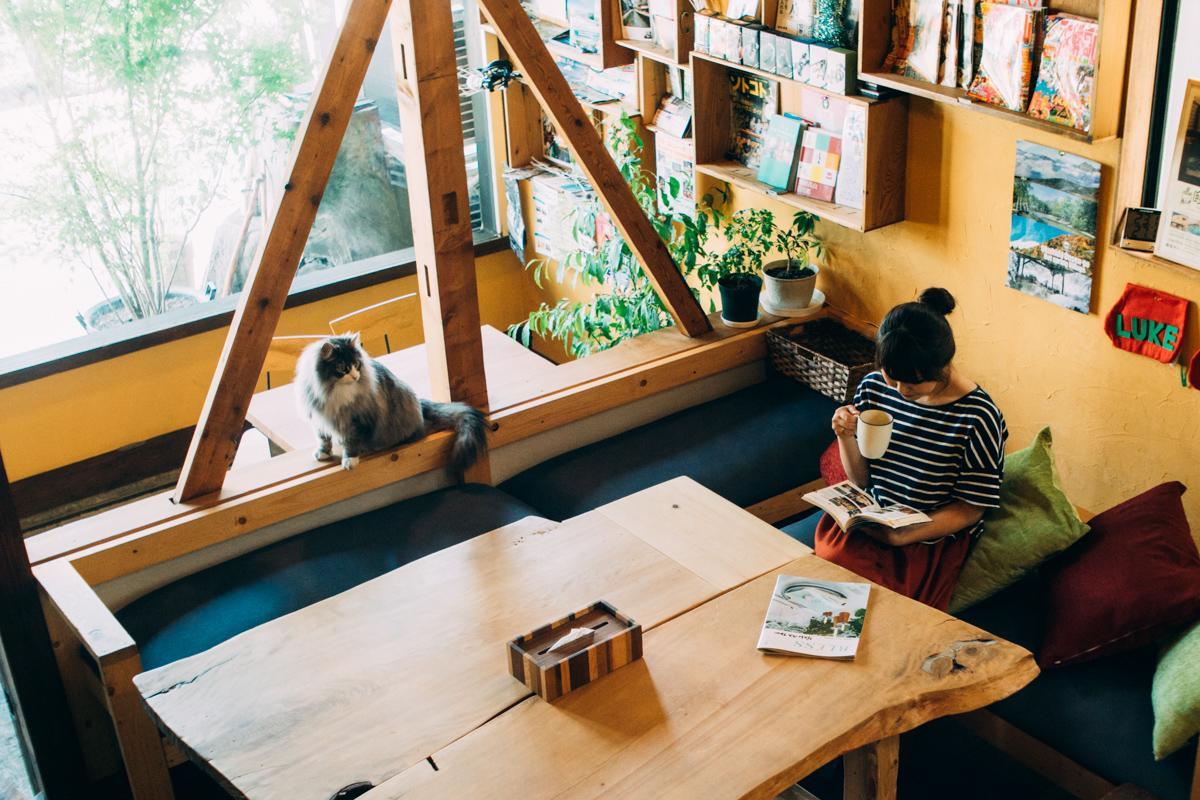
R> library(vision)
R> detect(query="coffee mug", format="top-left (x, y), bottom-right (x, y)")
top-left (857, 409), bottom-right (893, 459)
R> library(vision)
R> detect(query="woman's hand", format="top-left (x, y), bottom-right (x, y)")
top-left (832, 404), bottom-right (860, 439)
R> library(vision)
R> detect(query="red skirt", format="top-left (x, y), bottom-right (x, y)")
top-left (813, 514), bottom-right (973, 611)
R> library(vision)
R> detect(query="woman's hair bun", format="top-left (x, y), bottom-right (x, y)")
top-left (919, 287), bottom-right (956, 316)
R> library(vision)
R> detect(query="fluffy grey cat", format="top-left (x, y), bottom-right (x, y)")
top-left (295, 334), bottom-right (487, 473)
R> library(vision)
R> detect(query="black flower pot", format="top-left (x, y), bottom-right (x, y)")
top-left (718, 274), bottom-right (763, 327)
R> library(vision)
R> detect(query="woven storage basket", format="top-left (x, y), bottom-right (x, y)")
top-left (767, 318), bottom-right (876, 404)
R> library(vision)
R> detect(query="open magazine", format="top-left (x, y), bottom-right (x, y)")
top-left (802, 481), bottom-right (931, 531)
top-left (757, 576), bottom-right (870, 659)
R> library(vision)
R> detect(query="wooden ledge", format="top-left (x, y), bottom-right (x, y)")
top-left (31, 312), bottom-right (813, 580)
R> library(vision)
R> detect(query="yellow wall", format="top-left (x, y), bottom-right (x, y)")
top-left (0, 249), bottom-right (528, 481)
top-left (704, 99), bottom-right (1200, 528)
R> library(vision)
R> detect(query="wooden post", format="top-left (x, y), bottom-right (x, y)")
top-left (173, 0), bottom-right (394, 503)
top-left (843, 736), bottom-right (899, 800)
top-left (389, 0), bottom-right (490, 410)
top-left (0, 451), bottom-right (88, 798)
top-left (477, 0), bottom-right (711, 338)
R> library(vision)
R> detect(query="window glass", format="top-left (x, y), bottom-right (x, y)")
top-left (0, 0), bottom-right (493, 361)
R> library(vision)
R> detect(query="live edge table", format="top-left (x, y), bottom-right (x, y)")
top-left (133, 478), bottom-right (1038, 800)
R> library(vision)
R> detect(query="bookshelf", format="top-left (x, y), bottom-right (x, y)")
top-left (691, 51), bottom-right (908, 232)
top-left (857, 0), bottom-right (1131, 142)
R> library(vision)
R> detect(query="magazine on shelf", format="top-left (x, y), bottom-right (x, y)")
top-left (801, 481), bottom-right (931, 531)
top-left (728, 71), bottom-right (779, 170)
top-left (757, 575), bottom-right (871, 659)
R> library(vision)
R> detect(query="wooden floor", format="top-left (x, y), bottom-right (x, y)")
top-left (0, 685), bottom-right (34, 800)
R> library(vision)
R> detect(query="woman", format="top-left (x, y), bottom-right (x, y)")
top-left (818, 288), bottom-right (1008, 610)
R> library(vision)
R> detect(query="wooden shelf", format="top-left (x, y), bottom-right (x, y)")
top-left (691, 51), bottom-right (907, 232)
top-left (697, 160), bottom-right (868, 231)
top-left (692, 51), bottom-right (870, 105)
top-left (860, 71), bottom-right (1094, 142)
top-left (857, 0), bottom-right (1130, 141)
top-left (619, 38), bottom-right (689, 67)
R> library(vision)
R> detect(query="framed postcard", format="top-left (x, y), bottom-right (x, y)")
top-left (1155, 78), bottom-right (1200, 270)
top-left (1007, 140), bottom-right (1101, 314)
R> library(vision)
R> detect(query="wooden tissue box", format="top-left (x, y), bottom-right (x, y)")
top-left (508, 601), bottom-right (642, 702)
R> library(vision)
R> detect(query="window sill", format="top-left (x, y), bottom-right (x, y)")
top-left (0, 233), bottom-right (509, 390)
top-left (1106, 243), bottom-right (1200, 278)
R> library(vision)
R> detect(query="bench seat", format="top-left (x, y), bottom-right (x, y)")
top-left (117, 485), bottom-right (543, 671)
top-left (779, 514), bottom-right (1198, 800)
top-left (500, 376), bottom-right (837, 520)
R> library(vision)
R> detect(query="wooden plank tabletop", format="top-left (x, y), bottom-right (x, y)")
top-left (246, 325), bottom-right (557, 452)
top-left (134, 479), bottom-right (805, 800)
top-left (364, 555), bottom-right (1039, 800)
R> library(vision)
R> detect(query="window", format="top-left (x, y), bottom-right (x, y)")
top-left (0, 0), bottom-right (495, 365)
top-left (1145, 0), bottom-right (1199, 207)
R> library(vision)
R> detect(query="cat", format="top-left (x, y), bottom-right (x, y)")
top-left (295, 334), bottom-right (488, 474)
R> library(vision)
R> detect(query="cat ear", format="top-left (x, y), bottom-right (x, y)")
top-left (319, 341), bottom-right (335, 361)
top-left (351, 332), bottom-right (362, 348)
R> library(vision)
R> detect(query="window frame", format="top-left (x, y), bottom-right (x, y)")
top-left (0, 233), bottom-right (508, 391)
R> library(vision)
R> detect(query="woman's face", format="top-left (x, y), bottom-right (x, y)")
top-left (880, 369), bottom-right (942, 402)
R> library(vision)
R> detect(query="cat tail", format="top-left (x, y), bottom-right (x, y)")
top-left (421, 400), bottom-right (489, 476)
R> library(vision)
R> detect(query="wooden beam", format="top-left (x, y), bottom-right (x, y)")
top-left (843, 736), bottom-right (899, 800)
top-left (477, 0), bottom-right (711, 338)
top-left (172, 0), bottom-right (394, 503)
top-left (390, 2), bottom-right (490, 410)
top-left (0, 451), bottom-right (88, 798)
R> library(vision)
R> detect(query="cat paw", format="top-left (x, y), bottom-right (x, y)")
top-left (314, 448), bottom-right (334, 462)
top-left (341, 456), bottom-right (359, 470)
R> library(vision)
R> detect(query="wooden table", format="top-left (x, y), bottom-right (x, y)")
top-left (133, 478), bottom-right (1038, 800)
top-left (246, 325), bottom-right (558, 452)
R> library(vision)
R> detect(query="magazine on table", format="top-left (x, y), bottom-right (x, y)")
top-left (802, 481), bottom-right (931, 531)
top-left (757, 575), bottom-right (870, 659)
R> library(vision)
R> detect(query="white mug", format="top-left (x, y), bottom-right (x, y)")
top-left (857, 409), bottom-right (893, 460)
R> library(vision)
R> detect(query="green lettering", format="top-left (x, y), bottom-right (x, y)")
top-left (1163, 325), bottom-right (1181, 352)
top-left (1145, 320), bottom-right (1165, 347)
top-left (1131, 317), bottom-right (1147, 341)
top-left (1116, 314), bottom-right (1132, 339)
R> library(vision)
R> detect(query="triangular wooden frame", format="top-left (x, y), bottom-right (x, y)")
top-left (174, 0), bottom-right (710, 503)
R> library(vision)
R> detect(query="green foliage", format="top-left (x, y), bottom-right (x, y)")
top-left (508, 113), bottom-right (727, 359)
top-left (0, 0), bottom-right (306, 319)
top-left (847, 607), bottom-right (866, 637)
top-left (694, 207), bottom-right (824, 286)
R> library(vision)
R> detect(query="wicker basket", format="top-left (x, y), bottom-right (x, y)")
top-left (767, 318), bottom-right (876, 404)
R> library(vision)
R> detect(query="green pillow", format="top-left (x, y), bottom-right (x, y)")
top-left (948, 427), bottom-right (1089, 613)
top-left (1153, 619), bottom-right (1200, 760)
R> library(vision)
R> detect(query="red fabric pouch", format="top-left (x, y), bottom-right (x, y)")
top-left (1190, 349), bottom-right (1200, 389)
top-left (1103, 283), bottom-right (1188, 363)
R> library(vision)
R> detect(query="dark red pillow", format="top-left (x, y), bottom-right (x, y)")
top-left (1040, 482), bottom-right (1200, 668)
top-left (819, 439), bottom-right (848, 486)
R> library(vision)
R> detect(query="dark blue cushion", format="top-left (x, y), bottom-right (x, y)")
top-left (960, 573), bottom-right (1197, 800)
top-left (779, 509), bottom-right (822, 547)
top-left (118, 485), bottom-right (541, 670)
top-left (500, 377), bottom-right (837, 520)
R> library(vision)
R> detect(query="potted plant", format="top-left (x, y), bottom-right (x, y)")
top-left (762, 210), bottom-right (824, 313)
top-left (695, 208), bottom-right (774, 327)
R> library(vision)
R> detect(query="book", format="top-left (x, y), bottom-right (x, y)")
top-left (757, 575), bottom-right (871, 659)
top-left (728, 71), bottom-right (779, 170)
top-left (566, 0), bottom-right (601, 54)
top-left (726, 0), bottom-right (760, 20)
top-left (802, 480), bottom-right (932, 531)
top-left (835, 103), bottom-right (867, 209)
top-left (1027, 13), bottom-right (1099, 133)
top-left (794, 128), bottom-right (842, 201)
top-left (618, 0), bottom-right (654, 40)
top-left (655, 131), bottom-right (696, 216)
top-left (653, 94), bottom-right (693, 138)
top-left (968, 3), bottom-right (1039, 111)
top-left (757, 114), bottom-right (805, 190)
top-left (940, 0), bottom-right (961, 88)
top-left (775, 0), bottom-right (814, 37)
top-left (905, 0), bottom-right (947, 83)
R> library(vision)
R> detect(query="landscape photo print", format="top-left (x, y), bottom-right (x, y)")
top-left (1007, 140), bottom-right (1101, 314)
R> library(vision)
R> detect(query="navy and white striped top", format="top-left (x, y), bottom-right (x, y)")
top-left (853, 372), bottom-right (1008, 539)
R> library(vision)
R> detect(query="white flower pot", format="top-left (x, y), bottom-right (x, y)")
top-left (762, 260), bottom-right (819, 311)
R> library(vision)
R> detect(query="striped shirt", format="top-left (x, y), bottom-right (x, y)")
top-left (853, 372), bottom-right (1007, 539)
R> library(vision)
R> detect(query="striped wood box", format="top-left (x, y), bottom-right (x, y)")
top-left (508, 601), bottom-right (643, 702)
